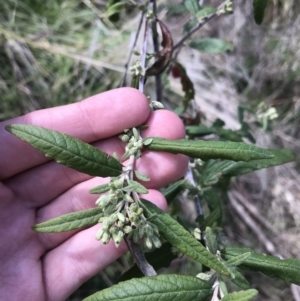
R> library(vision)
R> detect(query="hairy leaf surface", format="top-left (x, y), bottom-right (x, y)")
top-left (83, 274), bottom-right (212, 301)
top-left (89, 183), bottom-right (110, 194)
top-left (144, 138), bottom-right (274, 161)
top-left (32, 207), bottom-right (103, 233)
top-left (222, 248), bottom-right (300, 285)
top-left (141, 200), bottom-right (230, 276)
top-left (221, 289), bottom-right (258, 301)
top-left (6, 124), bottom-right (122, 177)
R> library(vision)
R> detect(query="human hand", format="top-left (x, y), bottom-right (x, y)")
top-left (0, 88), bottom-right (188, 301)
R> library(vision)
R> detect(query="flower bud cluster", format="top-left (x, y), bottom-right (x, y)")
top-left (119, 128), bottom-right (144, 160)
top-left (95, 176), bottom-right (162, 249)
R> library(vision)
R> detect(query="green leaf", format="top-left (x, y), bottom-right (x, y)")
top-left (226, 252), bottom-right (251, 266)
top-left (143, 138), bottom-right (274, 162)
top-left (123, 180), bottom-right (148, 194)
top-left (206, 227), bottom-right (218, 255)
top-left (219, 149), bottom-right (295, 177)
top-left (6, 124), bottom-right (123, 177)
top-left (253, 0), bottom-right (268, 25)
top-left (141, 200), bottom-right (231, 277)
top-left (226, 266), bottom-right (251, 289)
top-left (221, 289), bottom-right (258, 301)
top-left (162, 179), bottom-right (186, 204)
top-left (89, 183), bottom-right (110, 194)
top-left (83, 274), bottom-right (212, 301)
top-left (120, 243), bottom-right (177, 281)
top-left (186, 125), bottom-right (243, 142)
top-left (184, 0), bottom-right (201, 14)
top-left (134, 170), bottom-right (150, 182)
top-left (32, 207), bottom-right (103, 233)
top-left (190, 38), bottom-right (234, 54)
top-left (222, 248), bottom-right (300, 285)
top-left (196, 7), bottom-right (217, 20)
top-left (105, 2), bottom-right (125, 18)
top-left (199, 206), bottom-right (222, 231)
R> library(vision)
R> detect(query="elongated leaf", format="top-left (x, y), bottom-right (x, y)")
top-left (162, 179), bottom-right (186, 204)
top-left (184, 0), bottom-right (201, 14)
top-left (200, 206), bottom-right (222, 231)
top-left (227, 252), bottom-right (251, 266)
top-left (89, 183), bottom-right (110, 194)
top-left (144, 138), bottom-right (274, 162)
top-left (227, 266), bottom-right (250, 289)
top-left (253, 0), bottom-right (268, 25)
top-left (200, 148), bottom-right (295, 187)
top-left (105, 2), bottom-right (125, 18)
top-left (84, 274), bottom-right (212, 301)
top-left (222, 248), bottom-right (300, 285)
top-left (221, 289), bottom-right (258, 301)
top-left (224, 149), bottom-right (295, 176)
top-left (141, 200), bottom-right (230, 276)
top-left (32, 207), bottom-right (103, 233)
top-left (196, 7), bottom-right (217, 19)
top-left (123, 180), bottom-right (148, 194)
top-left (190, 38), bottom-right (234, 54)
top-left (6, 124), bottom-right (123, 177)
top-left (120, 243), bottom-right (177, 281)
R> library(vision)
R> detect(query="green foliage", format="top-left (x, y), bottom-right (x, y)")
top-left (190, 38), bottom-right (234, 54)
top-left (83, 274), bottom-right (212, 301)
top-left (144, 137), bottom-right (274, 161)
top-left (32, 208), bottom-right (103, 233)
top-left (6, 124), bottom-right (123, 177)
top-left (141, 200), bottom-right (231, 276)
top-left (221, 289), bottom-right (258, 301)
top-left (222, 248), bottom-right (300, 285)
top-left (184, 0), bottom-right (201, 14)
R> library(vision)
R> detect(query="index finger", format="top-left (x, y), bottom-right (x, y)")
top-left (0, 88), bottom-right (150, 180)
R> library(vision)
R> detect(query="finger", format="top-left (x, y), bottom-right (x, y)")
top-left (43, 192), bottom-right (167, 301)
top-left (0, 88), bottom-right (150, 179)
top-left (6, 110), bottom-right (188, 206)
top-left (138, 109), bottom-right (189, 187)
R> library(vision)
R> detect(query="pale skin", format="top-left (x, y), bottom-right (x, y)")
top-left (0, 88), bottom-right (188, 301)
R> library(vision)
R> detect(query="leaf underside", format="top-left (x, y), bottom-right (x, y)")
top-left (6, 124), bottom-right (123, 177)
top-left (83, 274), bottom-right (212, 301)
top-left (144, 137), bottom-right (274, 162)
top-left (141, 200), bottom-right (231, 277)
top-left (32, 207), bottom-right (103, 233)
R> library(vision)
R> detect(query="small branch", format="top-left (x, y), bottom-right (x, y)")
top-left (120, 12), bottom-right (144, 87)
top-left (185, 164), bottom-right (203, 217)
top-left (125, 237), bottom-right (157, 276)
top-left (138, 4), bottom-right (153, 92)
top-left (151, 0), bottom-right (163, 102)
top-left (172, 0), bottom-right (230, 60)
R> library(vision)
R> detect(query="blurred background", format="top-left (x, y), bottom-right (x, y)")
top-left (1, 0), bottom-right (299, 300)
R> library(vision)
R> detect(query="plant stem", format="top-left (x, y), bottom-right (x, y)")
top-left (150, 0), bottom-right (163, 102)
top-left (125, 237), bottom-right (157, 276)
top-left (172, 0), bottom-right (231, 60)
top-left (124, 2), bottom-right (157, 277)
top-left (120, 12), bottom-right (144, 87)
